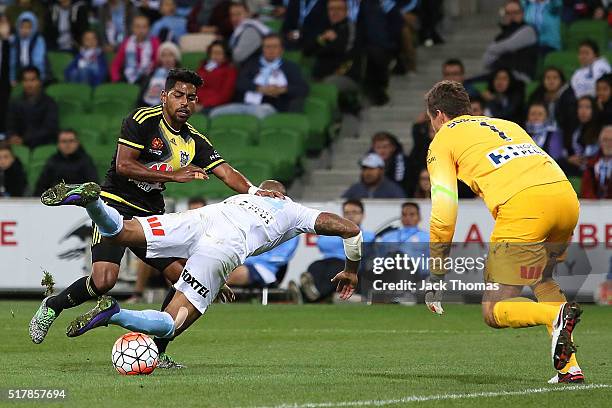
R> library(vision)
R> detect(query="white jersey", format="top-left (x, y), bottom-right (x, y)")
top-left (193, 194), bottom-right (321, 263)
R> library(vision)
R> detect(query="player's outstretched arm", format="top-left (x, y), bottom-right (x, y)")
top-left (116, 144), bottom-right (207, 183)
top-left (212, 163), bottom-right (284, 198)
top-left (314, 212), bottom-right (361, 300)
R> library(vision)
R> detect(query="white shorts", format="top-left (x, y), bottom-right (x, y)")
top-left (135, 212), bottom-right (238, 313)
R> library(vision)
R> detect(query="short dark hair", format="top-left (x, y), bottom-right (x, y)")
top-left (470, 95), bottom-right (484, 109)
top-left (207, 40), bottom-right (232, 62)
top-left (371, 131), bottom-right (396, 144)
top-left (579, 39), bottom-right (599, 56)
top-left (188, 196), bottom-right (207, 207)
top-left (0, 142), bottom-right (13, 154)
top-left (442, 58), bottom-right (464, 73)
top-left (343, 199), bottom-right (364, 213)
top-left (425, 80), bottom-right (471, 119)
top-left (596, 73), bottom-right (612, 87)
top-left (230, 1), bottom-right (249, 11)
top-left (165, 68), bottom-right (203, 90)
top-left (541, 66), bottom-right (566, 84)
top-left (262, 33), bottom-right (283, 44)
top-left (20, 65), bottom-right (40, 80)
top-left (58, 128), bottom-right (79, 139)
top-left (527, 101), bottom-right (548, 116)
top-left (402, 202), bottom-right (420, 214)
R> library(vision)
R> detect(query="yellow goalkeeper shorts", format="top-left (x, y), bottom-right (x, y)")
top-left (485, 180), bottom-right (580, 286)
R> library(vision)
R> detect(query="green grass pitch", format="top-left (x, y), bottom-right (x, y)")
top-left (1, 301), bottom-right (611, 407)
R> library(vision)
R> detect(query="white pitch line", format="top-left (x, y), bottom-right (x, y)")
top-left (249, 384), bottom-right (612, 408)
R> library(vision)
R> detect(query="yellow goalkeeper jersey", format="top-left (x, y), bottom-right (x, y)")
top-left (426, 115), bottom-right (567, 243)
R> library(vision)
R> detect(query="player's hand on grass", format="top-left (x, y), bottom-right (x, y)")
top-left (424, 274), bottom-right (445, 315)
top-left (255, 189), bottom-right (285, 199)
top-left (331, 270), bottom-right (358, 300)
top-left (172, 165), bottom-right (208, 183)
top-left (218, 284), bottom-right (235, 303)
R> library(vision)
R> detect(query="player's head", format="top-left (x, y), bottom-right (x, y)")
top-left (20, 65), bottom-right (42, 96)
top-left (161, 68), bottom-right (203, 124)
top-left (425, 80), bottom-right (471, 132)
top-left (0, 143), bottom-right (16, 171)
top-left (401, 202), bottom-right (420, 227)
top-left (57, 129), bottom-right (81, 156)
top-left (442, 59), bottom-right (465, 83)
top-left (578, 39), bottom-right (599, 67)
top-left (342, 199), bottom-right (365, 225)
top-left (259, 180), bottom-right (286, 194)
top-left (600, 126), bottom-right (612, 157)
top-left (188, 196), bottom-right (207, 209)
top-left (229, 2), bottom-right (249, 28)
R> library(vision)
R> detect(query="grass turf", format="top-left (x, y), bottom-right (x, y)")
top-left (1, 301), bottom-right (611, 407)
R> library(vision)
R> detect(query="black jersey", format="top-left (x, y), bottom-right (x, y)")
top-left (101, 105), bottom-right (225, 214)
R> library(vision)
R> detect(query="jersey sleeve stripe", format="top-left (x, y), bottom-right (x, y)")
top-left (186, 123), bottom-right (212, 146)
top-left (133, 106), bottom-right (161, 121)
top-left (137, 110), bottom-right (163, 124)
top-left (100, 191), bottom-right (153, 213)
top-left (118, 138), bottom-right (145, 150)
top-left (203, 159), bottom-right (225, 172)
top-left (431, 184), bottom-right (459, 202)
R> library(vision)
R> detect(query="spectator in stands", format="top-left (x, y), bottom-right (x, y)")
top-left (196, 40), bottom-right (238, 113)
top-left (293, 199), bottom-right (375, 303)
top-left (581, 125), bottom-right (612, 198)
top-left (281, 0), bottom-right (329, 51)
top-left (562, 0), bottom-right (607, 22)
top-left (419, 0), bottom-right (444, 46)
top-left (525, 101), bottom-right (565, 160)
top-left (187, 0), bottom-right (230, 36)
top-left (342, 153), bottom-right (406, 199)
top-left (0, 143), bottom-right (27, 197)
top-left (133, 0), bottom-right (162, 23)
top-left (470, 95), bottom-right (486, 116)
top-left (64, 30), bottom-right (108, 87)
top-left (228, 2), bottom-right (269, 67)
top-left (482, 0), bottom-right (539, 79)
top-left (521, 0), bottom-right (562, 53)
top-left (482, 67), bottom-right (525, 123)
top-left (210, 34), bottom-right (309, 118)
top-left (33, 129), bottom-right (98, 196)
top-left (99, 0), bottom-right (136, 52)
top-left (561, 96), bottom-right (602, 176)
top-left (355, 0), bottom-right (404, 106)
top-left (413, 169), bottom-right (431, 199)
top-left (442, 59), bottom-right (478, 98)
top-left (6, 66), bottom-right (58, 148)
top-left (137, 41), bottom-right (181, 106)
top-left (368, 131), bottom-right (409, 194)
top-left (6, 0), bottom-right (46, 32)
top-left (111, 14), bottom-right (160, 83)
top-left (595, 73), bottom-right (612, 122)
top-left (527, 67), bottom-right (577, 140)
top-left (303, 0), bottom-right (355, 82)
top-left (45, 0), bottom-right (89, 52)
top-left (0, 16), bottom-right (10, 136)
top-left (150, 0), bottom-right (187, 43)
top-left (395, 0), bottom-right (419, 75)
top-left (9, 11), bottom-right (47, 83)
top-left (570, 39), bottom-right (611, 98)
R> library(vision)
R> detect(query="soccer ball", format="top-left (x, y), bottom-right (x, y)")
top-left (111, 332), bottom-right (158, 375)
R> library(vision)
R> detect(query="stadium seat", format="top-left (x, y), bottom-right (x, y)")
top-left (180, 33), bottom-right (215, 52)
top-left (30, 145), bottom-right (57, 168)
top-left (472, 81), bottom-right (488, 95)
top-left (93, 83), bottom-right (140, 109)
top-left (187, 114), bottom-right (209, 134)
top-left (231, 161), bottom-right (274, 184)
top-left (60, 113), bottom-right (109, 136)
top-left (88, 143), bottom-right (116, 172)
top-left (525, 81), bottom-right (540, 102)
top-left (210, 114), bottom-right (259, 142)
top-left (259, 128), bottom-right (304, 158)
top-left (261, 113), bottom-right (309, 152)
top-left (164, 180), bottom-right (209, 199)
top-left (604, 51), bottom-right (612, 65)
top-left (566, 20), bottom-right (609, 51)
top-left (11, 145), bottom-right (30, 167)
top-left (304, 97), bottom-right (332, 151)
top-left (182, 52), bottom-right (205, 71)
top-left (540, 51), bottom-right (579, 80)
top-left (10, 84), bottom-right (23, 100)
top-left (284, 50), bottom-right (302, 65)
top-left (47, 51), bottom-right (73, 82)
top-left (208, 128), bottom-right (251, 150)
top-left (46, 83), bottom-right (92, 115)
top-left (309, 82), bottom-right (339, 112)
top-left (78, 129), bottom-right (103, 154)
top-left (265, 19), bottom-right (282, 33)
top-left (568, 176), bottom-right (582, 195)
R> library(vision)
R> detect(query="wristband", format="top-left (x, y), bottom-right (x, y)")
top-left (343, 231), bottom-right (363, 261)
top-left (248, 186), bottom-right (260, 195)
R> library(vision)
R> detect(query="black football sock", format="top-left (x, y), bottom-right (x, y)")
top-left (46, 276), bottom-right (102, 315)
top-left (154, 286), bottom-right (176, 354)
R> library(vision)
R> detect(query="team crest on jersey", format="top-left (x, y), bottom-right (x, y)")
top-left (180, 151), bottom-right (190, 167)
top-left (149, 137), bottom-right (165, 155)
top-left (487, 143), bottom-right (547, 168)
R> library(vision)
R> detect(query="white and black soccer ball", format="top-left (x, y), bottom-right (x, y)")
top-left (111, 332), bottom-right (158, 375)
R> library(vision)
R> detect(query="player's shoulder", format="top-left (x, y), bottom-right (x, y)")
top-left (128, 105), bottom-right (163, 125)
top-left (184, 120), bottom-right (213, 146)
